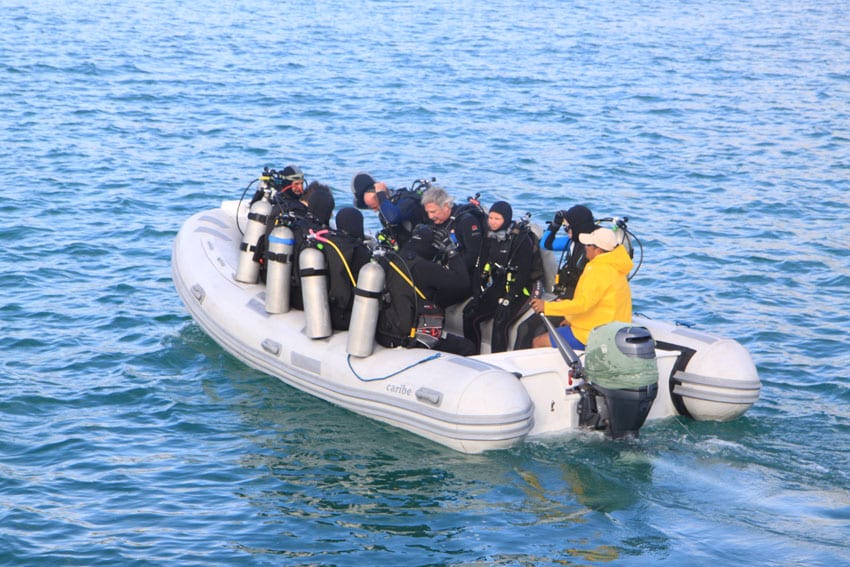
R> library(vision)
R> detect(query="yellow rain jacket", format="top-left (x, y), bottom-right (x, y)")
top-left (543, 244), bottom-right (633, 344)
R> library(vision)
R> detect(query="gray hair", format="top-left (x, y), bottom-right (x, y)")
top-left (421, 186), bottom-right (454, 209)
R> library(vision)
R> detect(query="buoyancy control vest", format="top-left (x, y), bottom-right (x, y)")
top-left (547, 205), bottom-right (597, 299)
top-left (476, 222), bottom-right (540, 298)
top-left (375, 253), bottom-right (426, 348)
top-left (454, 201), bottom-right (488, 226)
top-left (442, 202), bottom-right (487, 242)
top-left (553, 246), bottom-right (588, 299)
top-left (431, 202), bottom-right (486, 273)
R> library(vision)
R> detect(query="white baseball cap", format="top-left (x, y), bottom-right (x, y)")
top-left (579, 227), bottom-right (619, 252)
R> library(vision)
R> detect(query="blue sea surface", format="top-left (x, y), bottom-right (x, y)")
top-left (2, 0), bottom-right (849, 565)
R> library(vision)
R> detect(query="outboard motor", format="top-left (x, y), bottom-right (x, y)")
top-left (264, 225), bottom-right (295, 314)
top-left (346, 261), bottom-right (386, 357)
top-left (299, 247), bottom-right (332, 339)
top-left (235, 198), bottom-right (272, 283)
top-left (579, 322), bottom-right (658, 439)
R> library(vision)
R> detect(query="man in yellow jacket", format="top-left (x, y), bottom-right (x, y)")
top-left (530, 227), bottom-right (632, 350)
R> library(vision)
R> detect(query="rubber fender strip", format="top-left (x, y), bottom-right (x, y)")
top-left (672, 384), bottom-right (760, 405)
top-left (673, 370), bottom-right (761, 391)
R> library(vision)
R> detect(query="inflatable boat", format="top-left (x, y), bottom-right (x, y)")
top-left (171, 199), bottom-right (761, 453)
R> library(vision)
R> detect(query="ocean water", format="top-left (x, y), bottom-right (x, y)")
top-left (2, 0), bottom-right (849, 564)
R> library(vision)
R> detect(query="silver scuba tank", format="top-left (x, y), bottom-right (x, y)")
top-left (299, 247), bottom-right (332, 339)
top-left (264, 225), bottom-right (295, 314)
top-left (235, 198), bottom-right (272, 283)
top-left (346, 261), bottom-right (386, 357)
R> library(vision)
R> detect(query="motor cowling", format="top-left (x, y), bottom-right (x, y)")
top-left (346, 261), bottom-right (385, 357)
top-left (300, 247), bottom-right (332, 339)
top-left (580, 322), bottom-right (659, 439)
top-left (265, 225), bottom-right (294, 314)
top-left (235, 198), bottom-right (272, 283)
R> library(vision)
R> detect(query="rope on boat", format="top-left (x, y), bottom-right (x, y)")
top-left (347, 352), bottom-right (442, 382)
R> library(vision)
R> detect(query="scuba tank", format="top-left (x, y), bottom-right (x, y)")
top-left (346, 260), bottom-right (386, 357)
top-left (299, 247), bottom-right (332, 339)
top-left (235, 198), bottom-right (272, 283)
top-left (264, 225), bottom-right (295, 314)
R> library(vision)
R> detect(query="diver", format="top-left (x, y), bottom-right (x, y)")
top-left (313, 207), bottom-right (373, 330)
top-left (288, 182), bottom-right (335, 310)
top-left (513, 205), bottom-right (600, 349)
top-left (420, 185), bottom-right (486, 304)
top-left (463, 201), bottom-right (537, 354)
top-left (352, 172), bottom-right (428, 250)
top-left (530, 227), bottom-right (633, 350)
top-left (375, 224), bottom-right (475, 356)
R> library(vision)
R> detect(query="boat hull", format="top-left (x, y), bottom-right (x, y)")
top-left (172, 202), bottom-right (761, 453)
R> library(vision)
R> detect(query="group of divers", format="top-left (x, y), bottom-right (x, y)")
top-left (236, 165), bottom-right (638, 358)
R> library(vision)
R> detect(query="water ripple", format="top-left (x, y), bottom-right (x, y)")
top-left (2, 0), bottom-right (850, 564)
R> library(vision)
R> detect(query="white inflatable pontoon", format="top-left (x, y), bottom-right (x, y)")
top-left (171, 200), bottom-right (761, 453)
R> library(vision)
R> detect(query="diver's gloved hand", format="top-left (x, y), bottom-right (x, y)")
top-left (432, 235), bottom-right (460, 259)
top-left (432, 225), bottom-right (451, 246)
top-left (550, 210), bottom-right (567, 230)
